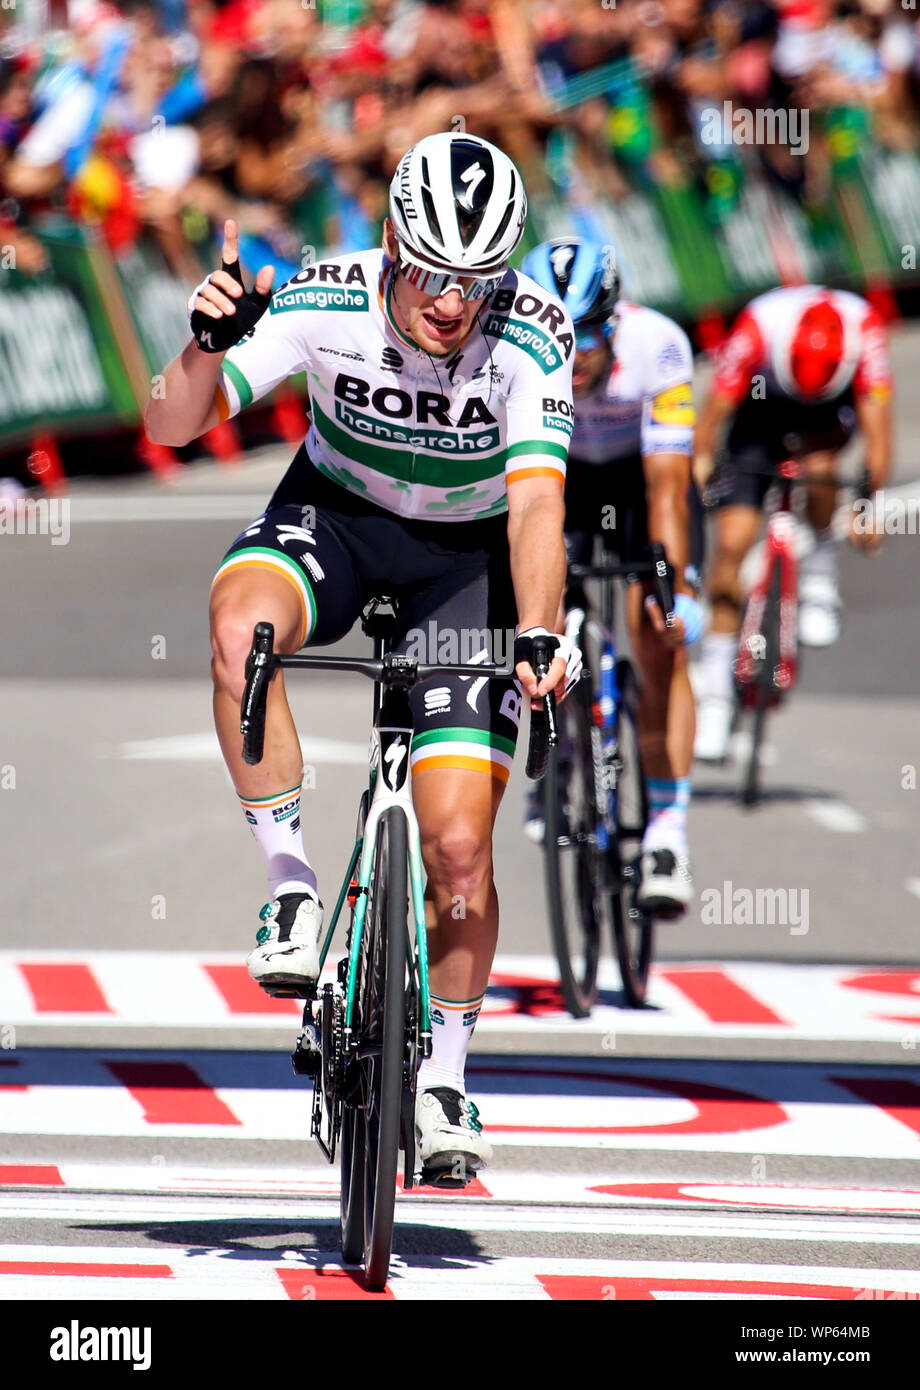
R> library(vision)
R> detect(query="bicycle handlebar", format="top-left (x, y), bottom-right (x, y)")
top-left (705, 459), bottom-right (872, 505)
top-left (524, 635), bottom-right (557, 782)
top-left (569, 541), bottom-right (676, 629)
top-left (240, 621), bottom-right (557, 771)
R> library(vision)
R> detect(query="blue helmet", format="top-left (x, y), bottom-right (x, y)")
top-left (521, 239), bottom-right (620, 340)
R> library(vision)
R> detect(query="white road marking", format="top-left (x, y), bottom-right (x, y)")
top-left (2, 1192), bottom-right (919, 1244)
top-left (905, 878), bottom-right (920, 902)
top-left (112, 732), bottom-right (367, 764)
top-left (67, 496), bottom-right (270, 523)
top-left (802, 799), bottom-right (868, 834)
top-left (17, 1165), bottom-right (920, 1216)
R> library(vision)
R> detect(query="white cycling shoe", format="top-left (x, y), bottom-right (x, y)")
top-left (416, 1086), bottom-right (492, 1187)
top-left (798, 574), bottom-right (841, 648)
top-left (637, 845), bottom-right (693, 919)
top-left (247, 892), bottom-right (322, 993)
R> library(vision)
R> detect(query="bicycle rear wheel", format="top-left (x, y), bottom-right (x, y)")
top-left (609, 659), bottom-right (654, 1007)
top-left (542, 672), bottom-right (605, 1018)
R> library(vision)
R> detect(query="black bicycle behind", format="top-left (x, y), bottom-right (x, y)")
top-left (539, 541), bottom-right (675, 1014)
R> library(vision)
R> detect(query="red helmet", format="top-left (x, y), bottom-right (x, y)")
top-left (784, 298), bottom-right (847, 399)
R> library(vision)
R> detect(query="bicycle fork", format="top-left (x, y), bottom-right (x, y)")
top-left (735, 512), bottom-right (799, 703)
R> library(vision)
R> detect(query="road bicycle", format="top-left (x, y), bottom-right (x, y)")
top-left (705, 453), bottom-right (871, 807)
top-left (240, 600), bottom-right (554, 1290)
top-left (539, 541), bottom-right (675, 1015)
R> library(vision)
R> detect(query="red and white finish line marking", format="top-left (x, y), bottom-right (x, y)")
top-left (3, 1163), bottom-right (920, 1217)
top-left (1, 952), bottom-right (919, 1040)
top-left (0, 1246), bottom-right (918, 1301)
top-left (1, 1053), bottom-right (918, 1157)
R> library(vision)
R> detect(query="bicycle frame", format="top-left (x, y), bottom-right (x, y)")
top-left (735, 474), bottom-right (799, 703)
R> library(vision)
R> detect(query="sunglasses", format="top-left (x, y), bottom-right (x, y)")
top-left (397, 253), bottom-right (505, 303)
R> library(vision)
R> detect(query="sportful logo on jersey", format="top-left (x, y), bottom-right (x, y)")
top-left (271, 284), bottom-right (368, 313)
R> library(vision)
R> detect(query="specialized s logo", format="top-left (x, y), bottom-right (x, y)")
top-left (549, 244), bottom-right (576, 281)
top-left (458, 162), bottom-right (487, 210)
top-left (383, 737), bottom-right (407, 791)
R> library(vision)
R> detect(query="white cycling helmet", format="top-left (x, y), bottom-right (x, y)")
top-left (389, 132), bottom-right (527, 279)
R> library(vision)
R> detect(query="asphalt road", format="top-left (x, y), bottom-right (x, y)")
top-left (0, 324), bottom-right (918, 1303)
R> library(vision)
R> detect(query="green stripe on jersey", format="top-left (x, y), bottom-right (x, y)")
top-left (222, 358), bottom-right (253, 409)
top-left (311, 398), bottom-right (506, 485)
top-left (506, 438), bottom-right (568, 462)
top-left (412, 726), bottom-right (516, 756)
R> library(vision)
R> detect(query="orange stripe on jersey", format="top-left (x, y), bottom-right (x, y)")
top-left (506, 466), bottom-right (565, 486)
top-left (214, 383), bottom-right (230, 422)
top-left (412, 753), bottom-right (510, 783)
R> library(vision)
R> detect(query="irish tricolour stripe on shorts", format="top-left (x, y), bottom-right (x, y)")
top-left (410, 728), bottom-right (515, 783)
top-left (211, 547), bottom-right (316, 648)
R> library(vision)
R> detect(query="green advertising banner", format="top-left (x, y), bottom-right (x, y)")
top-left (0, 218), bottom-right (140, 447)
top-left (115, 241), bottom-right (197, 378)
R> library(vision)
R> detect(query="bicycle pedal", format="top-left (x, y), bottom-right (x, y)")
top-left (259, 981), bottom-right (315, 1000)
top-left (419, 1157), bottom-right (481, 1190)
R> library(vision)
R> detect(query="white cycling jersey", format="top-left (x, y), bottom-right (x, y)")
top-left (568, 301), bottom-right (695, 464)
top-left (212, 249), bottom-right (576, 521)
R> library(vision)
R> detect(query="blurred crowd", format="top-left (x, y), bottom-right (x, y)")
top-left (2, 0), bottom-right (920, 283)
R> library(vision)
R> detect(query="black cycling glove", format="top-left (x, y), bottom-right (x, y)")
top-left (189, 257), bottom-right (272, 353)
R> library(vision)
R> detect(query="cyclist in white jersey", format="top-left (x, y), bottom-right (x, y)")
top-left (145, 133), bottom-right (580, 1186)
top-left (521, 240), bottom-right (703, 916)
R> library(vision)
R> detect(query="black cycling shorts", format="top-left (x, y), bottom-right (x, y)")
top-left (212, 447), bottom-right (523, 784)
top-left (710, 391), bottom-right (857, 511)
top-left (563, 452), bottom-right (705, 593)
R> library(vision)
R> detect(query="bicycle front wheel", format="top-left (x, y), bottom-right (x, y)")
top-left (741, 564), bottom-right (782, 808)
top-left (361, 808), bottom-right (408, 1290)
top-left (542, 673), bottom-right (605, 1018)
top-left (609, 659), bottom-right (654, 1007)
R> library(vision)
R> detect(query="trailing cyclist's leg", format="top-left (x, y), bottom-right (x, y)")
top-left (412, 766), bottom-right (505, 1177)
top-left (627, 581), bottom-right (694, 916)
top-left (696, 504), bottom-right (760, 761)
top-left (799, 450), bottom-right (842, 647)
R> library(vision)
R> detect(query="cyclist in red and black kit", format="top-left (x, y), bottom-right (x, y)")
top-left (693, 285), bottom-right (893, 761)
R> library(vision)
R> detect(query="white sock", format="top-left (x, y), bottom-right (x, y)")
top-left (800, 528), bottom-right (838, 585)
top-left (238, 783), bottom-right (320, 902)
top-left (417, 992), bottom-right (485, 1094)
top-left (699, 631), bottom-right (736, 699)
